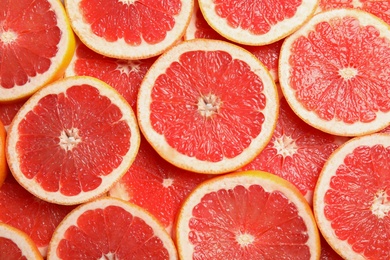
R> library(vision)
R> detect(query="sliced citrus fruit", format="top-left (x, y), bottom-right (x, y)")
top-left (65, 40), bottom-right (155, 112)
top-left (380, 125), bottom-right (390, 134)
top-left (6, 76), bottom-right (140, 205)
top-left (137, 39), bottom-right (279, 174)
top-left (279, 8), bottom-right (390, 136)
top-left (314, 133), bottom-right (390, 259)
top-left (0, 222), bottom-right (43, 260)
top-left (0, 120), bottom-right (7, 187)
top-left (65, 0), bottom-right (193, 60)
top-left (109, 137), bottom-right (211, 236)
top-left (0, 175), bottom-right (74, 257)
top-left (47, 196), bottom-right (178, 259)
top-left (0, 0), bottom-right (75, 102)
top-left (320, 235), bottom-right (343, 260)
top-left (240, 98), bottom-right (346, 204)
top-left (198, 0), bottom-right (319, 46)
top-left (0, 100), bottom-right (25, 131)
top-left (175, 170), bottom-right (320, 259)
top-left (317, 0), bottom-right (390, 25)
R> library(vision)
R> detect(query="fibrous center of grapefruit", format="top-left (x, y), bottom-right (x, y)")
top-left (115, 60), bottom-right (141, 75)
top-left (59, 128), bottom-right (82, 151)
top-left (0, 30), bottom-right (17, 44)
top-left (339, 67), bottom-right (358, 80)
top-left (351, 0), bottom-right (363, 8)
top-left (236, 232), bottom-right (255, 247)
top-left (273, 135), bottom-right (298, 157)
top-left (162, 178), bottom-right (173, 188)
top-left (371, 190), bottom-right (390, 218)
top-left (197, 93), bottom-right (221, 117)
top-left (118, 0), bottom-right (136, 4)
top-left (100, 252), bottom-right (116, 260)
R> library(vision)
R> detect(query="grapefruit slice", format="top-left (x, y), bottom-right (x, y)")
top-left (317, 0), bottom-right (390, 25)
top-left (64, 0), bottom-right (193, 60)
top-left (240, 98), bottom-right (346, 204)
top-left (175, 170), bottom-right (321, 259)
top-left (279, 8), bottom-right (390, 136)
top-left (137, 39), bottom-right (279, 174)
top-left (0, 0), bottom-right (75, 102)
top-left (0, 222), bottom-right (43, 260)
top-left (47, 196), bottom-right (178, 259)
top-left (65, 40), bottom-right (155, 112)
top-left (0, 175), bottom-right (74, 257)
top-left (0, 120), bottom-right (7, 187)
top-left (109, 137), bottom-right (211, 235)
top-left (197, 0), bottom-right (319, 46)
top-left (6, 76), bottom-right (140, 205)
top-left (380, 125), bottom-right (390, 134)
top-left (313, 133), bottom-right (390, 259)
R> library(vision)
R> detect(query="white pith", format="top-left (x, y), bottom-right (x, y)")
top-left (59, 128), bottom-right (82, 151)
top-left (273, 135), bottom-right (298, 158)
top-left (0, 30), bottom-right (17, 44)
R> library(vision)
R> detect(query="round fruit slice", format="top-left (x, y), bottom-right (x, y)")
top-left (380, 125), bottom-right (390, 134)
top-left (6, 76), bottom-right (140, 205)
top-left (175, 170), bottom-right (320, 259)
top-left (0, 120), bottom-right (7, 187)
top-left (279, 8), bottom-right (390, 136)
top-left (47, 196), bottom-right (178, 259)
top-left (0, 0), bottom-right (75, 102)
top-left (317, 0), bottom-right (390, 25)
top-left (314, 133), bottom-right (390, 259)
top-left (0, 175), bottom-right (74, 257)
top-left (240, 98), bottom-right (346, 204)
top-left (65, 0), bottom-right (193, 60)
top-left (65, 40), bottom-right (155, 112)
top-left (198, 0), bottom-right (318, 46)
top-left (137, 39), bottom-right (279, 174)
top-left (0, 222), bottom-right (43, 260)
top-left (109, 137), bottom-right (211, 236)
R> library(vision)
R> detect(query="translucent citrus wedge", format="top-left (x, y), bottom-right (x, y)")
top-left (314, 133), bottom-right (390, 259)
top-left (175, 170), bottom-right (321, 259)
top-left (0, 222), bottom-right (43, 260)
top-left (47, 197), bottom-right (178, 259)
top-left (64, 0), bottom-right (193, 59)
top-left (6, 76), bottom-right (140, 205)
top-left (0, 0), bottom-right (75, 102)
top-left (137, 39), bottom-right (279, 174)
top-left (279, 8), bottom-right (390, 136)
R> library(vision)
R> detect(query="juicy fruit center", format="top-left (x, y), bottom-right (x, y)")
top-left (100, 252), bottom-right (116, 260)
top-left (162, 178), bottom-right (173, 188)
top-left (371, 190), bottom-right (390, 218)
top-left (197, 93), bottom-right (221, 117)
top-left (115, 60), bottom-right (141, 75)
top-left (351, 0), bottom-right (363, 8)
top-left (236, 232), bottom-right (255, 247)
top-left (338, 67), bottom-right (358, 80)
top-left (118, 0), bottom-right (136, 4)
top-left (59, 128), bottom-right (82, 151)
top-left (273, 135), bottom-right (298, 157)
top-left (0, 30), bottom-right (17, 44)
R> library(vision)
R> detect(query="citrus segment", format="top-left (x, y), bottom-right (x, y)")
top-left (0, 120), bottom-right (7, 187)
top-left (137, 39), bottom-right (278, 174)
top-left (65, 40), bottom-right (155, 112)
top-left (65, 0), bottom-right (193, 59)
top-left (109, 137), bottom-right (211, 235)
top-left (47, 197), bottom-right (178, 259)
top-left (0, 100), bottom-right (25, 130)
top-left (0, 0), bottom-right (75, 102)
top-left (0, 222), bottom-right (43, 260)
top-left (240, 98), bottom-right (346, 204)
top-left (6, 76), bottom-right (140, 205)
top-left (314, 133), bottom-right (390, 259)
top-left (175, 170), bottom-right (320, 259)
top-left (198, 0), bottom-right (319, 45)
top-left (0, 175), bottom-right (74, 257)
top-left (279, 8), bottom-right (390, 136)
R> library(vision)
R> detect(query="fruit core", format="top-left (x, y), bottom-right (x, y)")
top-left (273, 135), bottom-right (298, 157)
top-left (371, 190), bottom-right (390, 218)
top-left (236, 232), bottom-right (255, 247)
top-left (0, 30), bottom-right (17, 44)
top-left (339, 67), bottom-right (358, 80)
top-left (197, 93), bottom-right (221, 117)
top-left (115, 60), bottom-right (141, 75)
top-left (162, 178), bottom-right (173, 188)
top-left (59, 128), bottom-right (82, 151)
top-left (118, 0), bottom-right (136, 4)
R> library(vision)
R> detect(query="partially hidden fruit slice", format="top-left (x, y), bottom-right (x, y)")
top-left (317, 0), bottom-right (390, 25)
top-left (0, 0), bottom-right (75, 102)
top-left (47, 196), bottom-right (178, 259)
top-left (65, 40), bottom-right (155, 112)
top-left (198, 0), bottom-right (319, 46)
top-left (0, 175), bottom-right (74, 257)
top-left (137, 39), bottom-right (279, 174)
top-left (279, 8), bottom-right (390, 136)
top-left (314, 133), bottom-right (390, 259)
top-left (65, 0), bottom-right (193, 60)
top-left (6, 76), bottom-right (140, 205)
top-left (0, 100), bottom-right (25, 130)
top-left (0, 222), bottom-right (43, 260)
top-left (0, 120), bottom-right (7, 187)
top-left (109, 137), bottom-right (211, 236)
top-left (175, 170), bottom-right (321, 259)
top-left (240, 98), bottom-right (346, 205)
